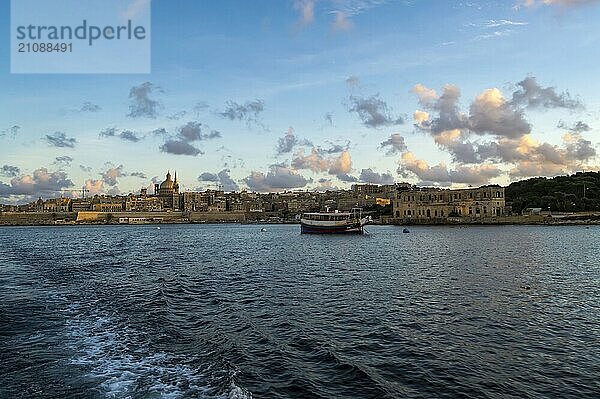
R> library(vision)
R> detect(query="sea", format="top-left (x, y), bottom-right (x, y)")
top-left (0, 224), bottom-right (598, 399)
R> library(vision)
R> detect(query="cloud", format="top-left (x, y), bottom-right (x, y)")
top-left (294, 0), bottom-right (315, 27)
top-left (100, 127), bottom-right (143, 142)
top-left (178, 121), bottom-right (221, 141)
top-left (0, 125), bottom-right (20, 139)
top-left (1, 165), bottom-right (20, 178)
top-left (101, 165), bottom-right (124, 186)
top-left (198, 172), bottom-right (219, 182)
top-left (407, 77), bottom-right (597, 183)
top-left (398, 152), bottom-right (502, 185)
top-left (328, 150), bottom-right (353, 176)
top-left (45, 132), bottom-right (77, 148)
top-left (322, 141), bottom-right (350, 154)
top-left (473, 30), bottom-right (515, 41)
top-left (80, 165), bottom-right (93, 173)
top-left (0, 168), bottom-right (74, 199)
top-left (160, 140), bottom-right (203, 156)
top-left (313, 178), bottom-right (340, 192)
top-left (292, 148), bottom-right (354, 180)
top-left (520, 0), bottom-right (600, 8)
top-left (475, 19), bottom-right (529, 27)
top-left (244, 165), bottom-right (310, 192)
top-left (84, 179), bottom-right (104, 196)
top-left (413, 77), bottom-right (580, 141)
top-left (54, 156), bottom-right (73, 168)
top-left (159, 122), bottom-right (220, 156)
top-left (127, 82), bottom-right (162, 118)
top-left (331, 11), bottom-right (353, 31)
top-left (337, 173), bottom-right (358, 182)
top-left (469, 88), bottom-right (531, 138)
top-left (80, 101), bottom-right (101, 112)
top-left (412, 82), bottom-right (531, 138)
top-left (359, 168), bottom-right (394, 184)
top-left (218, 99), bottom-right (265, 125)
top-left (345, 75), bottom-right (360, 86)
top-left (557, 120), bottom-right (591, 132)
top-left (276, 127), bottom-right (312, 155)
top-left (166, 110), bottom-right (187, 120)
top-left (504, 134), bottom-right (596, 178)
top-left (151, 128), bottom-right (168, 137)
top-left (424, 132), bottom-right (597, 179)
top-left (120, 130), bottom-right (142, 142)
top-left (379, 133), bottom-right (407, 155)
top-left (511, 76), bottom-right (583, 110)
top-left (412, 84), bottom-right (439, 108)
top-left (330, 0), bottom-right (391, 17)
top-left (347, 94), bottom-right (404, 128)
top-left (217, 169), bottom-right (240, 192)
top-left (130, 172), bottom-right (147, 179)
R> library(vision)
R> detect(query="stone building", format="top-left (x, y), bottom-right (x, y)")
top-left (125, 194), bottom-right (163, 212)
top-left (42, 197), bottom-right (71, 213)
top-left (181, 192), bottom-right (210, 212)
top-left (91, 196), bottom-right (125, 212)
top-left (154, 171), bottom-right (180, 210)
top-left (392, 186), bottom-right (506, 220)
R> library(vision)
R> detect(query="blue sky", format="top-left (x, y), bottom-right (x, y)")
top-left (1, 0), bottom-right (600, 202)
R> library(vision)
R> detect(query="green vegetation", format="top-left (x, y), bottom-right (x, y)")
top-left (506, 172), bottom-right (600, 213)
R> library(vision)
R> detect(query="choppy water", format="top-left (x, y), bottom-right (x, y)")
top-left (0, 224), bottom-right (599, 398)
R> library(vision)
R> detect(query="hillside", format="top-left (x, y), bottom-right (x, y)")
top-left (506, 172), bottom-right (600, 213)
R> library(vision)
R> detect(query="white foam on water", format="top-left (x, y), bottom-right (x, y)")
top-left (64, 307), bottom-right (252, 399)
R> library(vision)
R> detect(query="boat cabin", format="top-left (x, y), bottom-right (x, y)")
top-left (302, 212), bottom-right (351, 221)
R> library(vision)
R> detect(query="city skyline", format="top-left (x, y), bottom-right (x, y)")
top-left (2, 0), bottom-right (600, 204)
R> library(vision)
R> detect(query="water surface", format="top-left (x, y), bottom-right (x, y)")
top-left (0, 224), bottom-right (598, 398)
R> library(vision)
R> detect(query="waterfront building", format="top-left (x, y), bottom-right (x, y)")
top-left (181, 191), bottom-right (210, 212)
top-left (42, 197), bottom-right (71, 213)
top-left (155, 171), bottom-right (180, 210)
top-left (125, 195), bottom-right (163, 212)
top-left (71, 198), bottom-right (92, 212)
top-left (91, 196), bottom-right (126, 212)
top-left (392, 186), bottom-right (506, 220)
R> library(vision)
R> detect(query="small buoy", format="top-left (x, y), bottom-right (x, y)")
top-left (157, 227), bottom-right (161, 230)
top-left (403, 228), bottom-right (410, 234)
top-left (260, 228), bottom-right (267, 232)
top-left (520, 285), bottom-right (531, 290)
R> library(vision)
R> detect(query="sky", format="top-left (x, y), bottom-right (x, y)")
top-left (1, 0), bottom-right (600, 203)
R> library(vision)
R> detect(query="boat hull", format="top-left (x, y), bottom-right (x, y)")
top-left (300, 222), bottom-right (364, 234)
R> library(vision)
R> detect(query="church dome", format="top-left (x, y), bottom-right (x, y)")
top-left (160, 172), bottom-right (174, 190)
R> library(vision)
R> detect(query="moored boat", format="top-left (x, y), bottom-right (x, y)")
top-left (300, 208), bottom-right (370, 234)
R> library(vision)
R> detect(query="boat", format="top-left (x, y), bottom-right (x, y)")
top-left (300, 208), bottom-right (370, 234)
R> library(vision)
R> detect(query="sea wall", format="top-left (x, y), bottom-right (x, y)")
top-left (382, 213), bottom-right (600, 225)
top-left (0, 211), bottom-right (248, 225)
